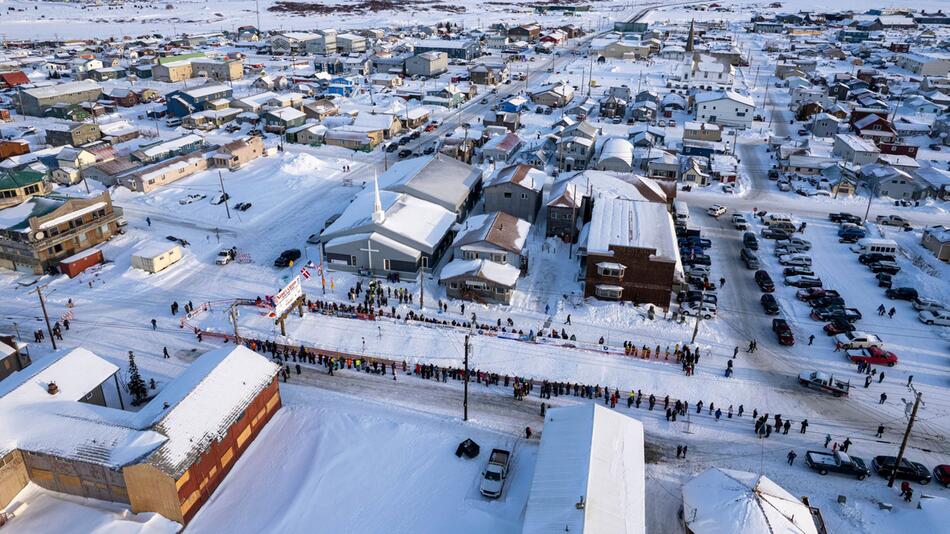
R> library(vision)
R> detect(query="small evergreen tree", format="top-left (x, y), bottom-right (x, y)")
top-left (127, 351), bottom-right (148, 404)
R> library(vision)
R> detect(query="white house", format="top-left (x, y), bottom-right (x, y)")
top-left (694, 90), bottom-right (754, 129)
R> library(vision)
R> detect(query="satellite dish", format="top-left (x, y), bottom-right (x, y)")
top-left (34, 231), bottom-right (45, 240)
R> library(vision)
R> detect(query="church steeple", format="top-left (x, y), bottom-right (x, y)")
top-left (372, 171), bottom-right (385, 225)
top-left (686, 19), bottom-right (696, 52)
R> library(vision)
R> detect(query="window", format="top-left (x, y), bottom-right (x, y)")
top-left (383, 259), bottom-right (391, 271)
top-left (449, 282), bottom-right (458, 289)
top-left (237, 424), bottom-right (253, 448)
top-left (266, 391), bottom-right (280, 412)
top-left (176, 471), bottom-right (191, 490)
top-left (521, 193), bottom-right (527, 199)
top-left (595, 285), bottom-right (623, 299)
top-left (421, 257), bottom-right (429, 268)
top-left (495, 287), bottom-right (508, 294)
top-left (220, 447), bottom-right (235, 468)
top-left (349, 255), bottom-right (357, 266)
top-left (596, 264), bottom-right (625, 277)
top-left (503, 192), bottom-right (512, 198)
top-left (181, 490), bottom-right (201, 514)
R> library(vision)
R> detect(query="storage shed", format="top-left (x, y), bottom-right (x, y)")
top-left (58, 248), bottom-right (103, 278)
top-left (131, 243), bottom-right (182, 273)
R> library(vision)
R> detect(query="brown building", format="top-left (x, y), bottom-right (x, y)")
top-left (509, 23), bottom-right (542, 42)
top-left (0, 191), bottom-right (119, 274)
top-left (582, 197), bottom-right (679, 309)
top-left (0, 335), bottom-right (29, 383)
top-left (45, 122), bottom-right (102, 147)
top-left (120, 150), bottom-right (212, 193)
top-left (212, 136), bottom-right (264, 171)
top-left (0, 140), bottom-right (30, 162)
top-left (0, 345), bottom-right (280, 525)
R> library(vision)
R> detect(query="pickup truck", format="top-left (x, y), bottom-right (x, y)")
top-left (480, 448), bottom-right (511, 498)
top-left (798, 370), bottom-right (850, 397)
top-left (805, 450), bottom-right (870, 479)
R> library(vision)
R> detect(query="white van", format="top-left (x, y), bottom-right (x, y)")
top-left (165, 117), bottom-right (183, 127)
top-left (849, 238), bottom-right (898, 256)
top-left (673, 200), bottom-right (689, 224)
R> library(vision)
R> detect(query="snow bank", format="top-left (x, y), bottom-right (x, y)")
top-left (279, 152), bottom-right (328, 176)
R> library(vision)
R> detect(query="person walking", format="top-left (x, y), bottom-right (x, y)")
top-left (824, 434), bottom-right (832, 448)
top-left (738, 404), bottom-right (744, 417)
top-left (146, 217), bottom-right (151, 227)
top-left (681, 445), bottom-right (688, 458)
top-left (878, 304), bottom-right (886, 316)
top-left (525, 427), bottom-right (532, 439)
top-left (842, 437), bottom-right (852, 453)
top-left (907, 375), bottom-right (914, 386)
top-left (879, 372), bottom-right (885, 383)
top-left (783, 420), bottom-right (791, 434)
top-left (676, 445), bottom-right (683, 458)
top-left (162, 347), bottom-right (170, 359)
top-left (733, 346), bottom-right (739, 359)
top-left (876, 424), bottom-right (885, 438)
top-left (800, 419), bottom-right (808, 433)
top-left (808, 334), bottom-right (814, 346)
top-left (715, 408), bottom-right (722, 421)
top-left (150, 318), bottom-right (157, 330)
top-left (865, 375), bottom-right (872, 388)
top-left (787, 450), bottom-right (797, 465)
top-left (888, 307), bottom-right (896, 318)
top-left (879, 392), bottom-right (887, 404)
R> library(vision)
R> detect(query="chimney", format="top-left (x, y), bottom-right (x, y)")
top-left (47, 382), bottom-right (59, 395)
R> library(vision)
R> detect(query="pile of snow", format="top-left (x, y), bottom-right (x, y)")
top-left (3, 483), bottom-right (180, 534)
top-left (279, 152), bottom-right (328, 176)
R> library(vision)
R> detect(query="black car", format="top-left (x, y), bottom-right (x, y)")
top-left (679, 237), bottom-right (711, 249)
top-left (876, 273), bottom-right (892, 288)
top-left (385, 143), bottom-right (399, 153)
top-left (783, 266), bottom-right (814, 277)
top-left (812, 307), bottom-right (862, 322)
top-left (810, 296), bottom-right (846, 309)
top-left (409, 131), bottom-right (421, 140)
top-left (743, 232), bottom-right (759, 251)
top-left (683, 254), bottom-right (711, 266)
top-left (755, 270), bottom-right (775, 292)
top-left (397, 136), bottom-right (410, 145)
top-left (398, 149), bottom-right (413, 158)
top-left (829, 212), bottom-right (862, 224)
top-left (678, 290), bottom-right (717, 306)
top-left (869, 261), bottom-right (901, 275)
top-left (886, 287), bottom-right (918, 300)
top-left (423, 146), bottom-right (435, 155)
top-left (273, 249), bottom-right (302, 267)
top-left (761, 227), bottom-right (790, 240)
top-left (871, 456), bottom-right (932, 484)
top-left (859, 252), bottom-right (896, 265)
top-left (760, 294), bottom-right (780, 315)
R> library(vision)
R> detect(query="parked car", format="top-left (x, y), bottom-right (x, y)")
top-left (211, 192), bottom-right (230, 205)
top-left (707, 204), bottom-right (727, 217)
top-left (760, 294), bottom-right (780, 315)
top-left (798, 370), bottom-right (849, 396)
top-left (743, 232), bottom-right (759, 250)
top-left (682, 254), bottom-right (711, 266)
top-left (886, 287), bottom-right (918, 301)
top-left (823, 318), bottom-right (856, 335)
top-left (772, 318), bottom-right (795, 345)
top-left (838, 224), bottom-right (866, 237)
top-left (785, 275), bottom-right (822, 288)
top-left (678, 290), bottom-right (717, 306)
top-left (933, 465), bottom-right (950, 487)
top-left (829, 212), bottom-right (862, 224)
top-left (839, 232), bottom-right (864, 244)
top-left (398, 149), bottom-right (413, 158)
top-left (385, 143), bottom-right (399, 153)
top-left (179, 193), bottom-right (207, 205)
top-left (805, 450), bottom-right (870, 479)
top-left (918, 310), bottom-right (950, 326)
top-left (809, 296), bottom-right (845, 309)
top-left (215, 247), bottom-right (236, 265)
top-left (776, 237), bottom-right (811, 251)
top-left (868, 260), bottom-right (901, 275)
top-left (875, 215), bottom-right (911, 228)
top-left (859, 252), bottom-right (896, 265)
top-left (778, 254), bottom-right (812, 267)
top-left (755, 270), bottom-right (775, 292)
top-left (783, 266), bottom-right (814, 277)
top-left (797, 288), bottom-right (839, 302)
top-left (876, 273), bottom-right (893, 289)
top-left (812, 307), bottom-right (861, 322)
top-left (234, 202), bottom-right (252, 211)
top-left (846, 347), bottom-right (898, 367)
top-left (912, 297), bottom-right (947, 312)
top-left (871, 456), bottom-right (931, 484)
top-left (680, 237), bottom-right (712, 249)
top-left (775, 244), bottom-right (808, 256)
top-left (835, 332), bottom-right (884, 350)
top-left (681, 302), bottom-right (718, 319)
top-left (273, 249), bottom-right (302, 267)
top-left (761, 227), bottom-right (790, 240)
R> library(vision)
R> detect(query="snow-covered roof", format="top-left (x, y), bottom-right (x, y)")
top-left (378, 155), bottom-right (481, 213)
top-left (22, 79), bottom-right (101, 99)
top-left (138, 134), bottom-right (203, 159)
top-left (586, 196), bottom-right (677, 260)
top-left (598, 138), bottom-right (634, 166)
top-left (485, 164), bottom-right (546, 192)
top-left (694, 90), bottom-right (754, 107)
top-left (136, 345), bottom-right (280, 478)
top-left (323, 189), bottom-right (456, 253)
top-left (681, 468), bottom-right (819, 534)
top-left (439, 258), bottom-right (520, 287)
top-left (522, 404), bottom-right (646, 534)
top-left (452, 211), bottom-right (530, 253)
top-left (181, 83), bottom-right (231, 99)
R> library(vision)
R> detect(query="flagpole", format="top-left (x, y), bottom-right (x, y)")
top-left (319, 246), bottom-right (326, 295)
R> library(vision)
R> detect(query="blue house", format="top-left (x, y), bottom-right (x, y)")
top-left (165, 84), bottom-right (233, 117)
top-left (499, 95), bottom-right (529, 113)
top-left (325, 77), bottom-right (355, 97)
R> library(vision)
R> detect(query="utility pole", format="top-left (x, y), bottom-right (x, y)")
top-left (463, 334), bottom-right (470, 421)
top-left (690, 311), bottom-right (702, 344)
top-left (229, 304), bottom-right (241, 342)
top-left (418, 269), bottom-right (424, 310)
top-left (888, 390), bottom-right (923, 487)
top-left (31, 285), bottom-right (57, 350)
top-left (218, 171), bottom-right (231, 219)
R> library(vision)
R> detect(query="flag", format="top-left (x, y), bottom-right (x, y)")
top-left (301, 267), bottom-right (311, 280)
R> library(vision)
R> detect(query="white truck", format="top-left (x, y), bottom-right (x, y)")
top-left (479, 448), bottom-right (511, 498)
